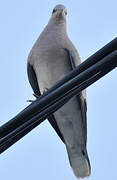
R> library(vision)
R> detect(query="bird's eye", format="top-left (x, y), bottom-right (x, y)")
top-left (52, 9), bottom-right (56, 13)
top-left (65, 11), bottom-right (67, 15)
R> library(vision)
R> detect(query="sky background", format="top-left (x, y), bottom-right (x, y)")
top-left (0, 0), bottom-right (117, 179)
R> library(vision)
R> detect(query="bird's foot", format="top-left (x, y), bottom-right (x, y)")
top-left (43, 88), bottom-right (49, 94)
top-left (33, 93), bottom-right (40, 98)
top-left (27, 99), bottom-right (34, 103)
top-left (27, 93), bottom-right (40, 103)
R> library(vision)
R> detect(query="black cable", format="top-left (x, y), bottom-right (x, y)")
top-left (0, 50), bottom-right (117, 153)
top-left (1, 38), bottom-right (117, 139)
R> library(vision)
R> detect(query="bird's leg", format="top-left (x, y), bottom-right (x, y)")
top-left (33, 93), bottom-right (40, 98)
top-left (27, 93), bottom-right (40, 103)
top-left (43, 88), bottom-right (49, 93)
top-left (27, 88), bottom-right (48, 103)
top-left (27, 99), bottom-right (34, 103)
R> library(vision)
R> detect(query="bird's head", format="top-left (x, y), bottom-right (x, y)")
top-left (51, 4), bottom-right (67, 22)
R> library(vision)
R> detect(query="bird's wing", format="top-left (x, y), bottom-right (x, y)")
top-left (27, 62), bottom-right (40, 96)
top-left (27, 62), bottom-right (65, 143)
top-left (65, 49), bottom-right (87, 145)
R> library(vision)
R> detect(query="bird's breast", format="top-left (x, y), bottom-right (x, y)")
top-left (33, 48), bottom-right (72, 93)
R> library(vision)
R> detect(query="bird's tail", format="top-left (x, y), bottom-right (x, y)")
top-left (66, 146), bottom-right (91, 178)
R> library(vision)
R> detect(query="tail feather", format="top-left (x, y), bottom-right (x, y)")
top-left (66, 146), bottom-right (91, 178)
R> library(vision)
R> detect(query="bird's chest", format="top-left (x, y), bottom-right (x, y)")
top-left (34, 48), bottom-right (72, 93)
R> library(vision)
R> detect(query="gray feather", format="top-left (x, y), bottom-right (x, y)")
top-left (27, 63), bottom-right (65, 143)
top-left (27, 4), bottom-right (90, 178)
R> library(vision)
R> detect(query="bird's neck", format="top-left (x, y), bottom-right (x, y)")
top-left (45, 19), bottom-right (67, 36)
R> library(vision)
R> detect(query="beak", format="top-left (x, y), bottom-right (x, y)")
top-left (57, 9), bottom-right (64, 17)
top-left (60, 9), bottom-right (64, 14)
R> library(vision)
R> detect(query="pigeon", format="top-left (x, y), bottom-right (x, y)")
top-left (27, 4), bottom-right (91, 178)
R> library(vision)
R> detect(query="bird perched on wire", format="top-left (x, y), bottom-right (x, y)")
top-left (27, 4), bottom-right (91, 178)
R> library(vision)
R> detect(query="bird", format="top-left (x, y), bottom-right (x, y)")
top-left (27, 4), bottom-right (91, 178)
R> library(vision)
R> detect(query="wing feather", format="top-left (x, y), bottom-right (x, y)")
top-left (27, 62), bottom-right (65, 143)
top-left (66, 49), bottom-right (87, 145)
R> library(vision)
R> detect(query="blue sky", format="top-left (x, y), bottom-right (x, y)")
top-left (0, 0), bottom-right (117, 179)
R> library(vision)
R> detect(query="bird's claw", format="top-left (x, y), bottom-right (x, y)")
top-left (33, 93), bottom-right (39, 98)
top-left (27, 93), bottom-right (40, 103)
top-left (27, 99), bottom-right (34, 103)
